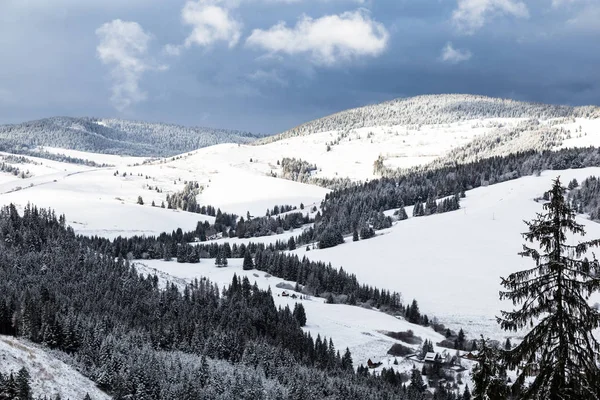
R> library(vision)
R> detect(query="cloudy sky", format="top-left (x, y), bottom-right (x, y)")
top-left (1, 0), bottom-right (599, 134)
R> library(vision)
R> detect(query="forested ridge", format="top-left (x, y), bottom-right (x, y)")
top-left (314, 146), bottom-right (600, 244)
top-left (0, 117), bottom-right (261, 157)
top-left (0, 204), bottom-right (449, 399)
top-left (261, 94), bottom-right (600, 143)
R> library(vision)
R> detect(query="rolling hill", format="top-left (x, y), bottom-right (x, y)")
top-left (0, 117), bottom-right (262, 157)
top-left (261, 94), bottom-right (600, 143)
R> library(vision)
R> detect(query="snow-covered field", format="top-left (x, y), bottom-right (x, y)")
top-left (0, 335), bottom-right (110, 400)
top-left (0, 147), bottom-right (328, 237)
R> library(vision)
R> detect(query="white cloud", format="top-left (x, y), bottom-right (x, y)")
top-left (247, 69), bottom-right (288, 86)
top-left (566, 4), bottom-right (600, 32)
top-left (245, 10), bottom-right (389, 65)
top-left (551, 0), bottom-right (578, 7)
top-left (96, 20), bottom-right (165, 111)
top-left (166, 0), bottom-right (242, 55)
top-left (452, 0), bottom-right (529, 34)
top-left (440, 42), bottom-right (472, 63)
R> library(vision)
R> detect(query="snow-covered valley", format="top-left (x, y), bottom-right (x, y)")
top-left (1, 94), bottom-right (600, 398)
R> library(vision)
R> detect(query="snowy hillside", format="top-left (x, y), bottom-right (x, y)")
top-left (263, 94), bottom-right (600, 142)
top-left (289, 168), bottom-right (600, 340)
top-left (0, 335), bottom-right (110, 400)
top-left (242, 94), bottom-right (600, 181)
top-left (0, 146), bottom-right (327, 237)
top-left (2, 96), bottom-right (599, 184)
top-left (0, 116), bottom-right (261, 157)
top-left (135, 258), bottom-right (447, 372)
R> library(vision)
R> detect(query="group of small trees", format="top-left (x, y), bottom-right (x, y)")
top-left (413, 195), bottom-right (460, 217)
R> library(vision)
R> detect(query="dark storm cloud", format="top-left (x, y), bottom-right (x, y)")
top-left (0, 0), bottom-right (598, 134)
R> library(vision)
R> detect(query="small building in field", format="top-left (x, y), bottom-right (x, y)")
top-left (461, 352), bottom-right (478, 361)
top-left (424, 352), bottom-right (442, 363)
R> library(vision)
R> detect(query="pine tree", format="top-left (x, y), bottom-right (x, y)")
top-left (395, 206), bottom-right (408, 221)
top-left (137, 196), bottom-right (144, 205)
top-left (409, 366), bottom-right (426, 393)
top-left (353, 229), bottom-right (359, 242)
top-left (341, 348), bottom-right (353, 371)
top-left (242, 251), bottom-right (254, 270)
top-left (425, 196), bottom-right (437, 215)
top-left (471, 337), bottom-right (508, 400)
top-left (407, 299), bottom-right (420, 324)
top-left (455, 328), bottom-right (465, 350)
top-left (498, 177), bottom-right (600, 399)
top-left (293, 303), bottom-right (306, 326)
top-left (463, 384), bottom-right (472, 400)
top-left (16, 367), bottom-right (31, 400)
top-left (288, 236), bottom-right (296, 250)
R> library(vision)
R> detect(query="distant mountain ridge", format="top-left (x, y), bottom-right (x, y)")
top-left (0, 116), bottom-right (263, 157)
top-left (260, 94), bottom-right (600, 144)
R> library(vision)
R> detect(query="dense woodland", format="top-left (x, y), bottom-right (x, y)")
top-left (567, 175), bottom-right (600, 219)
top-left (0, 204), bottom-right (473, 399)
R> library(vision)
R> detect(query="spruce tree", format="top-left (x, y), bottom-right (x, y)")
top-left (396, 206), bottom-right (408, 221)
top-left (341, 348), bottom-right (353, 371)
top-left (407, 299), bottom-right (420, 324)
top-left (293, 303), bottom-right (307, 326)
top-left (409, 366), bottom-right (426, 393)
top-left (498, 177), bottom-right (600, 399)
top-left (16, 368), bottom-right (31, 400)
top-left (471, 337), bottom-right (508, 400)
top-left (242, 251), bottom-right (254, 270)
top-left (455, 328), bottom-right (465, 350)
top-left (463, 384), bottom-right (472, 400)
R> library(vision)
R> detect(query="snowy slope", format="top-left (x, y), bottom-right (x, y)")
top-left (135, 258), bottom-right (446, 371)
top-left (289, 168), bottom-right (600, 340)
top-left (264, 94), bottom-right (600, 141)
top-left (0, 145), bottom-right (328, 237)
top-left (0, 335), bottom-right (110, 400)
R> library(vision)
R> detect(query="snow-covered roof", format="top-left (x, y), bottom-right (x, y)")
top-left (424, 352), bottom-right (439, 362)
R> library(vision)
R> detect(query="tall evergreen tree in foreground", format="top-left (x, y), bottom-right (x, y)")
top-left (498, 177), bottom-right (600, 399)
